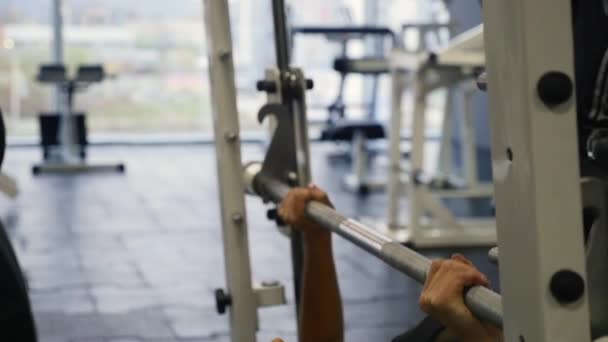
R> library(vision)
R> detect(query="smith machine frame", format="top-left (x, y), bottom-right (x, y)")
top-left (204, 0), bottom-right (605, 341)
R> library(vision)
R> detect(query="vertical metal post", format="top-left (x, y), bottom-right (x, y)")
top-left (271, 0), bottom-right (310, 317)
top-left (272, 0), bottom-right (290, 71)
top-left (387, 68), bottom-right (407, 229)
top-left (203, 1), bottom-right (258, 341)
top-left (364, 0), bottom-right (380, 119)
top-left (483, 0), bottom-right (591, 340)
top-left (289, 86), bottom-right (308, 315)
top-left (51, 0), bottom-right (64, 113)
top-left (52, 0), bottom-right (77, 160)
top-left (438, 89), bottom-right (454, 178)
top-left (409, 70), bottom-right (427, 234)
top-left (460, 84), bottom-right (478, 186)
top-left (352, 131), bottom-right (368, 185)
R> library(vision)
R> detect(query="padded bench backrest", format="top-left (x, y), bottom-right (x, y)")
top-left (333, 57), bottom-right (389, 75)
top-left (76, 65), bottom-right (105, 83)
top-left (37, 64), bottom-right (67, 83)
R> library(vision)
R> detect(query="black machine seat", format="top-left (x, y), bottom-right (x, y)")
top-left (37, 64), bottom-right (67, 83)
top-left (321, 120), bottom-right (386, 141)
top-left (37, 64), bottom-right (105, 85)
top-left (75, 65), bottom-right (105, 83)
top-left (34, 64), bottom-right (104, 162)
top-left (291, 26), bottom-right (396, 43)
top-left (333, 57), bottom-right (390, 75)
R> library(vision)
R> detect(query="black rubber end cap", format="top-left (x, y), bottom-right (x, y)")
top-left (306, 79), bottom-right (314, 90)
top-left (357, 185), bottom-right (370, 196)
top-left (266, 208), bottom-right (278, 220)
top-left (256, 80), bottom-right (277, 93)
top-left (333, 58), bottom-right (349, 73)
top-left (550, 269), bottom-right (585, 304)
top-left (537, 71), bottom-right (573, 107)
top-left (266, 208), bottom-right (285, 226)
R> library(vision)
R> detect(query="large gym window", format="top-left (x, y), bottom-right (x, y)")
top-left (0, 0), bottom-right (440, 139)
top-left (1, 0), bottom-right (209, 137)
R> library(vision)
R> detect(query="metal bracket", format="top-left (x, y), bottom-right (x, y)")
top-left (257, 102), bottom-right (298, 190)
top-left (215, 281), bottom-right (287, 316)
top-left (254, 281), bottom-right (286, 308)
top-left (256, 69), bottom-right (309, 200)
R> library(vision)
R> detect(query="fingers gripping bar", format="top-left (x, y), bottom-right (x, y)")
top-left (246, 166), bottom-right (503, 328)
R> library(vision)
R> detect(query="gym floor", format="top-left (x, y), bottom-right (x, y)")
top-left (1, 144), bottom-right (498, 342)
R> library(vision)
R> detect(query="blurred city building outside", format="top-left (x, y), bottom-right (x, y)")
top-left (0, 0), bottom-right (433, 138)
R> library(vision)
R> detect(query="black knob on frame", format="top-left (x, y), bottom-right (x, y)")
top-left (537, 71), bottom-right (573, 107)
top-left (257, 80), bottom-right (277, 93)
top-left (306, 79), bottom-right (314, 90)
top-left (267, 208), bottom-right (285, 226)
top-left (550, 269), bottom-right (585, 304)
top-left (214, 288), bottom-right (232, 315)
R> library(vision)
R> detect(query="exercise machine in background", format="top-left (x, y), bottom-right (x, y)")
top-left (205, 1), bottom-right (501, 341)
top-left (32, 64), bottom-right (125, 175)
top-left (379, 24), bottom-right (495, 247)
top-left (291, 26), bottom-right (395, 194)
top-left (32, 0), bottom-right (124, 175)
top-left (290, 21), bottom-right (457, 195)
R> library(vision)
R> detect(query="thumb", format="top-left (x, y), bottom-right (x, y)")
top-left (272, 339), bottom-right (285, 342)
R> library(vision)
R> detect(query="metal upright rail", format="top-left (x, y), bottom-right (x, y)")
top-left (483, 0), bottom-right (591, 340)
top-left (272, 0), bottom-right (290, 71)
top-left (51, 0), bottom-right (75, 160)
top-left (203, 1), bottom-right (259, 341)
top-left (51, 0), bottom-right (64, 115)
top-left (204, 1), bottom-right (300, 341)
top-left (265, 0), bottom-right (315, 313)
